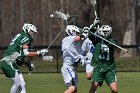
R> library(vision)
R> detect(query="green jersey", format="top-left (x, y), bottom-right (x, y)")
top-left (3, 31), bottom-right (32, 62)
top-left (1, 31), bottom-right (33, 78)
top-left (91, 38), bottom-right (117, 70)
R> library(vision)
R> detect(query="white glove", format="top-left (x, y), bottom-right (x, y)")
top-left (90, 18), bottom-right (100, 30)
top-left (78, 55), bottom-right (92, 66)
top-left (43, 56), bottom-right (53, 61)
top-left (28, 63), bottom-right (35, 71)
top-left (37, 49), bottom-right (48, 56)
top-left (93, 18), bottom-right (100, 26)
top-left (80, 58), bottom-right (85, 66)
top-left (77, 55), bottom-right (86, 66)
top-left (83, 33), bottom-right (88, 38)
top-left (30, 63), bottom-right (35, 68)
top-left (81, 33), bottom-right (88, 40)
top-left (84, 59), bottom-right (91, 64)
top-left (76, 55), bottom-right (83, 62)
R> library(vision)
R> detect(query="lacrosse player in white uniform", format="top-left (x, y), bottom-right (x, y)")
top-left (61, 25), bottom-right (88, 93)
top-left (81, 27), bottom-right (95, 80)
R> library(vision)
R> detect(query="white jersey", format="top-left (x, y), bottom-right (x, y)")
top-left (82, 38), bottom-right (94, 62)
top-left (62, 36), bottom-right (84, 65)
top-left (82, 38), bottom-right (94, 72)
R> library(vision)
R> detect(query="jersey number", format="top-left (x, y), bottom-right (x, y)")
top-left (99, 44), bottom-right (110, 60)
top-left (10, 34), bottom-right (21, 45)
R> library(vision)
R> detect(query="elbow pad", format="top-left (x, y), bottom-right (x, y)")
top-left (23, 48), bottom-right (29, 56)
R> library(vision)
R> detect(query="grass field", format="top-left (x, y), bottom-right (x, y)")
top-left (0, 72), bottom-right (140, 93)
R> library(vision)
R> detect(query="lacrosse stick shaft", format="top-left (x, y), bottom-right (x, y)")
top-left (90, 0), bottom-right (98, 18)
top-left (33, 12), bottom-right (64, 68)
top-left (47, 29), bottom-right (64, 50)
top-left (47, 10), bottom-right (67, 50)
top-left (90, 32), bottom-right (128, 52)
top-left (93, 4), bottom-right (98, 18)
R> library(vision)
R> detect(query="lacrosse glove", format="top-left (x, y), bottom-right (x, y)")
top-left (90, 18), bottom-right (100, 32)
top-left (76, 55), bottom-right (86, 66)
top-left (37, 49), bottom-right (48, 56)
top-left (25, 62), bottom-right (35, 71)
top-left (42, 56), bottom-right (53, 61)
top-left (28, 63), bottom-right (35, 71)
top-left (80, 33), bottom-right (88, 40)
top-left (80, 58), bottom-right (85, 66)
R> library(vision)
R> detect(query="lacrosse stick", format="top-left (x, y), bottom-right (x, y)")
top-left (54, 10), bottom-right (78, 25)
top-left (33, 10), bottom-right (78, 67)
top-left (90, 31), bottom-right (128, 53)
top-left (29, 10), bottom-right (72, 74)
top-left (90, 0), bottom-right (98, 18)
top-left (90, 0), bottom-right (100, 30)
top-left (54, 10), bottom-right (70, 23)
top-left (46, 10), bottom-right (70, 50)
top-left (33, 10), bottom-right (70, 66)
top-left (47, 29), bottom-right (64, 50)
top-left (47, 10), bottom-right (78, 50)
top-left (32, 11), bottom-right (67, 67)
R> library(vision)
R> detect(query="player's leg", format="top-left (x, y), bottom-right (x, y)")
top-left (1, 61), bottom-right (26, 93)
top-left (61, 65), bottom-right (78, 93)
top-left (10, 71), bottom-right (21, 93)
top-left (109, 82), bottom-right (117, 93)
top-left (105, 69), bottom-right (118, 93)
top-left (85, 64), bottom-right (94, 80)
top-left (1, 61), bottom-right (19, 93)
top-left (64, 79), bottom-right (77, 93)
top-left (18, 73), bottom-right (26, 93)
top-left (89, 81), bottom-right (98, 93)
top-left (89, 68), bottom-right (103, 93)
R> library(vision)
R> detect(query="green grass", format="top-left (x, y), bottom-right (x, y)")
top-left (0, 72), bottom-right (140, 93)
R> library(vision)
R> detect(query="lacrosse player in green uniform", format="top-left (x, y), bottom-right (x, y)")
top-left (89, 25), bottom-right (118, 93)
top-left (0, 23), bottom-right (53, 93)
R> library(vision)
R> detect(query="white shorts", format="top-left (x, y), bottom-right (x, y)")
top-left (86, 64), bottom-right (94, 73)
top-left (61, 64), bottom-right (78, 87)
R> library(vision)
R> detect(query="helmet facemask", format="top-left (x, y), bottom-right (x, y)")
top-left (97, 25), bottom-right (112, 37)
top-left (28, 30), bottom-right (37, 39)
top-left (82, 26), bottom-right (89, 36)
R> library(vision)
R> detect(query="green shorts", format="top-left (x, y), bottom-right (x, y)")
top-left (1, 60), bottom-right (19, 78)
top-left (92, 68), bottom-right (117, 86)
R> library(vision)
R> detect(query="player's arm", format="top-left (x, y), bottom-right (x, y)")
top-left (22, 44), bottom-right (48, 57)
top-left (73, 36), bottom-right (81, 42)
top-left (22, 44), bottom-right (38, 56)
top-left (73, 33), bottom-right (88, 42)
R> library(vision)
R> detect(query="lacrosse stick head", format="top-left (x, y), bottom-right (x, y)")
top-left (54, 10), bottom-right (78, 25)
top-left (54, 10), bottom-right (70, 21)
top-left (90, 0), bottom-right (96, 6)
top-left (67, 14), bottom-right (78, 25)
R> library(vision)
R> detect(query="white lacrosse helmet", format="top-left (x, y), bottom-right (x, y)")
top-left (66, 25), bottom-right (80, 36)
top-left (82, 26), bottom-right (89, 33)
top-left (97, 25), bottom-right (112, 37)
top-left (22, 23), bottom-right (37, 38)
